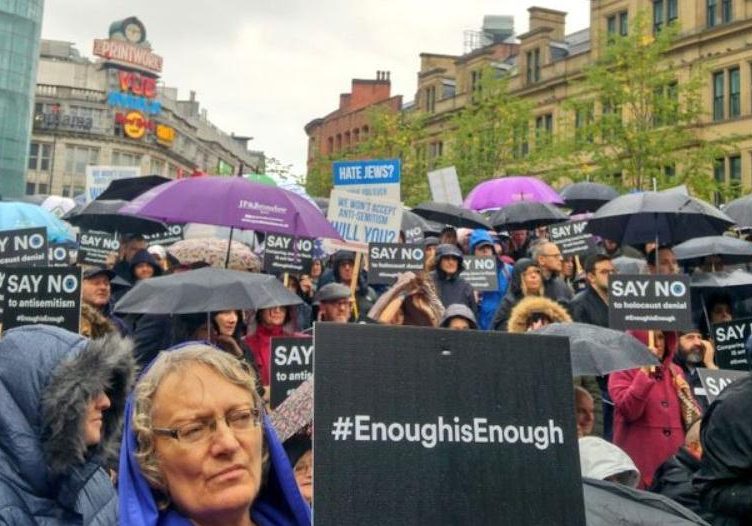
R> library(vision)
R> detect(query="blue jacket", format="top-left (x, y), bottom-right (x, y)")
top-left (118, 344), bottom-right (312, 526)
top-left (0, 325), bottom-right (136, 525)
top-left (469, 229), bottom-right (511, 330)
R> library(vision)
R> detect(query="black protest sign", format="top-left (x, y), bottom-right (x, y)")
top-left (78, 231), bottom-right (120, 266)
top-left (48, 245), bottom-right (78, 267)
top-left (367, 242), bottom-right (424, 285)
top-left (712, 318), bottom-right (752, 370)
top-left (0, 227), bottom-right (48, 267)
top-left (461, 256), bottom-right (499, 291)
top-left (403, 225), bottom-right (424, 245)
top-left (549, 220), bottom-right (596, 257)
top-left (269, 336), bottom-right (313, 409)
top-left (0, 266), bottom-right (82, 333)
top-left (698, 368), bottom-right (749, 404)
top-left (608, 274), bottom-right (692, 331)
top-left (143, 224), bottom-right (184, 247)
top-left (263, 234), bottom-right (313, 275)
top-left (313, 323), bottom-right (585, 525)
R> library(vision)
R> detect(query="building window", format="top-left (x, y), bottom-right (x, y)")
top-left (112, 150), bottom-right (142, 167)
top-left (64, 145), bottom-right (99, 175)
top-left (575, 103), bottom-right (594, 145)
top-left (150, 158), bottom-right (165, 175)
top-left (362, 126), bottom-right (369, 139)
top-left (606, 11), bottom-right (628, 40)
top-left (425, 85), bottom-right (436, 112)
top-left (730, 155), bottom-right (742, 197)
top-left (713, 71), bottom-right (725, 121)
top-left (28, 142), bottom-right (52, 171)
top-left (619, 11), bottom-right (629, 35)
top-left (344, 131), bottom-right (351, 147)
top-left (526, 48), bottom-right (541, 84)
top-left (722, 0), bottom-right (732, 23)
top-left (327, 137), bottom-right (333, 154)
top-left (335, 134), bottom-right (342, 151)
top-left (428, 141), bottom-right (444, 168)
top-left (25, 182), bottom-right (36, 195)
top-left (729, 67), bottom-right (740, 118)
top-left (353, 129), bottom-right (360, 143)
top-left (535, 113), bottom-right (553, 146)
top-left (709, 0), bottom-right (733, 26)
top-left (653, 0), bottom-right (677, 33)
top-left (663, 164), bottom-right (676, 178)
top-left (514, 123), bottom-right (529, 158)
top-left (713, 68), bottom-right (741, 121)
top-left (707, 0), bottom-right (718, 27)
top-left (607, 15), bottom-right (616, 37)
top-left (715, 155), bottom-right (743, 202)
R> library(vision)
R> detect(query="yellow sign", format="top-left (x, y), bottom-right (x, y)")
top-left (156, 124), bottom-right (176, 146)
top-left (122, 111), bottom-right (147, 139)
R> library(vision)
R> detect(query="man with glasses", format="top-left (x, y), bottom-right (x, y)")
top-left (314, 283), bottom-right (354, 323)
top-left (532, 241), bottom-right (574, 304)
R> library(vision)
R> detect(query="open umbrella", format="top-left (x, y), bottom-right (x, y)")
top-left (489, 201), bottom-right (568, 230)
top-left (533, 322), bottom-right (660, 376)
top-left (95, 175), bottom-right (171, 201)
top-left (0, 201), bottom-right (74, 243)
top-left (63, 199), bottom-right (167, 235)
top-left (722, 194), bottom-right (752, 228)
top-left (270, 375), bottom-right (313, 442)
top-left (674, 235), bottom-right (752, 267)
top-left (40, 195), bottom-right (77, 218)
top-left (168, 238), bottom-right (261, 271)
top-left (411, 202), bottom-right (492, 230)
top-left (585, 191), bottom-right (735, 246)
top-left (560, 182), bottom-right (619, 212)
top-left (463, 176), bottom-right (563, 211)
top-left (115, 267), bottom-right (301, 314)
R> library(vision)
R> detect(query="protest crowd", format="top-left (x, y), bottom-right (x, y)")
top-left (1, 172), bottom-right (752, 525)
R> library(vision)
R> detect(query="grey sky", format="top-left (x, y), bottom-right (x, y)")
top-left (41, 1), bottom-right (589, 177)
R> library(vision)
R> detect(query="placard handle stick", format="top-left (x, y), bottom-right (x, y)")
top-left (647, 330), bottom-right (656, 373)
top-left (701, 295), bottom-right (712, 343)
top-left (283, 272), bottom-right (289, 289)
top-left (574, 255), bottom-right (582, 276)
top-left (350, 252), bottom-right (362, 320)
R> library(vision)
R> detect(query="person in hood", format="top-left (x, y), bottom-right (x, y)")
top-left (118, 344), bottom-right (311, 526)
top-left (316, 250), bottom-right (377, 321)
top-left (130, 248), bottom-right (163, 283)
top-left (284, 434), bottom-right (312, 506)
top-left (469, 229), bottom-right (512, 330)
top-left (0, 325), bottom-right (136, 524)
top-left (579, 436), bottom-right (641, 487)
top-left (608, 330), bottom-right (702, 489)
top-left (491, 258), bottom-right (543, 331)
top-left (439, 304), bottom-right (478, 330)
top-left (430, 243), bottom-right (477, 315)
top-left (506, 295), bottom-right (572, 333)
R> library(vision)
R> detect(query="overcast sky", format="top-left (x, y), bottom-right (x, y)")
top-left (41, 1), bottom-right (589, 177)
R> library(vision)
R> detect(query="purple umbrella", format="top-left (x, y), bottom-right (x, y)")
top-left (120, 177), bottom-right (341, 240)
top-left (464, 176), bottom-right (563, 211)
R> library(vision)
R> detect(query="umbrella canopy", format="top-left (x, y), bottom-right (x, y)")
top-left (63, 199), bottom-right (167, 235)
top-left (560, 182), bottom-right (619, 212)
top-left (40, 195), bottom-right (77, 218)
top-left (115, 267), bottom-right (302, 314)
top-left (533, 322), bottom-right (660, 376)
top-left (270, 376), bottom-right (313, 442)
top-left (585, 191), bottom-right (735, 246)
top-left (690, 269), bottom-right (752, 295)
top-left (0, 201), bottom-right (74, 243)
top-left (674, 235), bottom-right (752, 266)
top-left (722, 194), bottom-right (752, 228)
top-left (411, 202), bottom-right (492, 230)
top-left (168, 238), bottom-right (261, 271)
top-left (120, 177), bottom-right (341, 239)
top-left (463, 176), bottom-right (563, 211)
top-left (489, 201), bottom-right (568, 230)
top-left (95, 175), bottom-right (171, 201)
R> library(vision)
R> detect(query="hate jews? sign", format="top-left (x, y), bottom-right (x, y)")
top-left (608, 274), bottom-right (692, 331)
top-left (269, 336), bottom-right (313, 409)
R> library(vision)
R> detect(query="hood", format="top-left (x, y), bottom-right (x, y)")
top-left (439, 304), bottom-right (478, 329)
top-left (130, 249), bottom-right (163, 279)
top-left (0, 325), bottom-right (135, 496)
top-left (507, 296), bottom-right (572, 333)
top-left (579, 436), bottom-right (640, 488)
top-left (118, 343), bottom-right (311, 526)
top-left (628, 330), bottom-right (677, 363)
top-left (509, 258), bottom-right (537, 296)
top-left (434, 244), bottom-right (464, 279)
top-left (469, 229), bottom-right (494, 253)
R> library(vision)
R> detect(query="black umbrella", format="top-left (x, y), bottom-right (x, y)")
top-left (674, 235), bottom-right (752, 267)
top-left (690, 269), bottom-right (752, 329)
top-left (560, 182), bottom-right (619, 212)
top-left (114, 267), bottom-right (302, 314)
top-left (489, 201), bottom-right (568, 230)
top-left (533, 322), bottom-right (660, 376)
top-left (585, 191), bottom-right (735, 246)
top-left (411, 202), bottom-right (492, 230)
top-left (722, 194), bottom-right (752, 228)
top-left (63, 199), bottom-right (167, 235)
top-left (95, 175), bottom-right (171, 201)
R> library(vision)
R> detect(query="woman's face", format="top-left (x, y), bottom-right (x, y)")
top-left (310, 260), bottom-right (322, 278)
top-left (654, 331), bottom-right (666, 359)
top-left (134, 262), bottom-right (155, 280)
top-left (522, 266), bottom-right (542, 294)
top-left (562, 258), bottom-right (575, 278)
top-left (151, 364), bottom-right (263, 523)
top-left (83, 391), bottom-right (111, 446)
top-left (293, 450), bottom-right (313, 504)
top-left (214, 311), bottom-right (238, 336)
top-left (260, 306), bottom-right (286, 327)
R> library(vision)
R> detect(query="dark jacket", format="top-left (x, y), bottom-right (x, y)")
top-left (129, 249), bottom-right (162, 282)
top-left (317, 250), bottom-right (378, 321)
top-left (491, 258), bottom-right (537, 331)
top-left (672, 353), bottom-right (710, 413)
top-left (430, 244), bottom-right (476, 315)
top-left (694, 374), bottom-right (752, 525)
top-left (650, 447), bottom-right (703, 516)
top-left (570, 285), bottom-right (609, 328)
top-left (0, 325), bottom-right (135, 525)
top-left (543, 273), bottom-right (574, 304)
top-left (469, 229), bottom-right (511, 330)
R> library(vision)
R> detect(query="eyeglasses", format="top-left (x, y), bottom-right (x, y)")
top-left (541, 253), bottom-right (562, 259)
top-left (153, 406), bottom-right (263, 444)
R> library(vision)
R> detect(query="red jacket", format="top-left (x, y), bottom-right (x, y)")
top-left (245, 323), bottom-right (285, 386)
top-left (608, 330), bottom-right (686, 488)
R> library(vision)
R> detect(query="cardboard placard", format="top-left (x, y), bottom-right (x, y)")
top-left (712, 318), bottom-right (752, 370)
top-left (0, 266), bottom-right (82, 333)
top-left (332, 159), bottom-right (401, 202)
top-left (461, 256), bottom-right (499, 292)
top-left (313, 323), bottom-right (585, 525)
top-left (269, 336), bottom-right (313, 409)
top-left (0, 227), bottom-right (48, 267)
top-left (85, 165), bottom-right (140, 203)
top-left (142, 224), bottom-right (184, 247)
top-left (327, 189), bottom-right (403, 253)
top-left (698, 368), bottom-right (749, 404)
top-left (78, 231), bottom-right (121, 266)
top-left (549, 220), bottom-right (596, 257)
top-left (427, 166), bottom-right (463, 206)
top-left (608, 274), bottom-right (692, 331)
top-left (48, 245), bottom-right (78, 267)
top-left (263, 234), bottom-right (314, 275)
top-left (367, 242), bottom-right (425, 285)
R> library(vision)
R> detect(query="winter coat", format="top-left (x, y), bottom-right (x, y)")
top-left (649, 447), bottom-right (703, 516)
top-left (121, 313), bottom-right (172, 370)
top-left (506, 295), bottom-right (572, 333)
top-left (570, 285), bottom-right (609, 328)
top-left (608, 330), bottom-right (686, 489)
top-left (245, 309), bottom-right (300, 386)
top-left (672, 353), bottom-right (710, 413)
top-left (117, 346), bottom-right (312, 526)
top-left (0, 325), bottom-right (135, 525)
top-left (694, 374), bottom-right (752, 526)
top-left (469, 229), bottom-right (511, 330)
top-left (491, 258), bottom-right (539, 331)
top-left (543, 274), bottom-right (574, 304)
top-left (317, 251), bottom-right (378, 321)
top-left (430, 245), bottom-right (477, 315)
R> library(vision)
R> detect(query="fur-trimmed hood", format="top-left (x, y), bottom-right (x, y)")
top-left (507, 296), bottom-right (572, 333)
top-left (0, 324), bottom-right (136, 495)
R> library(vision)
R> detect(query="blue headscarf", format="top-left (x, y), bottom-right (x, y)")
top-left (117, 343), bottom-right (311, 525)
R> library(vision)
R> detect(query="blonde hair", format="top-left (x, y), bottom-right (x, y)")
top-left (132, 345), bottom-right (261, 507)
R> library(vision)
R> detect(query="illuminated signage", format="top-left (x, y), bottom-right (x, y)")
top-left (118, 71), bottom-right (157, 98)
top-left (116, 111), bottom-right (154, 140)
top-left (93, 38), bottom-right (163, 73)
top-left (107, 92), bottom-right (161, 115)
top-left (155, 124), bottom-right (176, 147)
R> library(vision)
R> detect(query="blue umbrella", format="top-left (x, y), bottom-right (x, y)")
top-left (0, 201), bottom-right (74, 243)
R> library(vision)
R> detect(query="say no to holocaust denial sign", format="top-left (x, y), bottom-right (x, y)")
top-left (461, 256), bottom-right (499, 292)
top-left (263, 234), bottom-right (314, 275)
top-left (608, 274), bottom-right (692, 331)
top-left (0, 227), bottom-right (48, 267)
top-left (549, 220), bottom-right (596, 257)
top-left (368, 243), bottom-right (425, 285)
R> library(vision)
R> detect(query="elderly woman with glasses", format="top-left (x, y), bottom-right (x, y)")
top-left (118, 344), bottom-right (311, 526)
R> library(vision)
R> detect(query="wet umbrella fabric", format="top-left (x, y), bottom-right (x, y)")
top-left (489, 201), bottom-right (568, 230)
top-left (674, 235), bottom-right (752, 266)
top-left (532, 322), bottom-right (660, 376)
top-left (63, 199), bottom-right (167, 235)
top-left (463, 176), bottom-right (563, 210)
top-left (167, 238), bottom-right (261, 271)
top-left (722, 194), bottom-right (752, 228)
top-left (585, 191), bottom-right (735, 246)
top-left (560, 182), bottom-right (619, 212)
top-left (411, 202), bottom-right (492, 230)
top-left (270, 376), bottom-right (313, 442)
top-left (114, 267), bottom-right (302, 314)
top-left (0, 201), bottom-right (74, 242)
top-left (95, 175), bottom-right (171, 201)
top-left (690, 269), bottom-right (752, 297)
